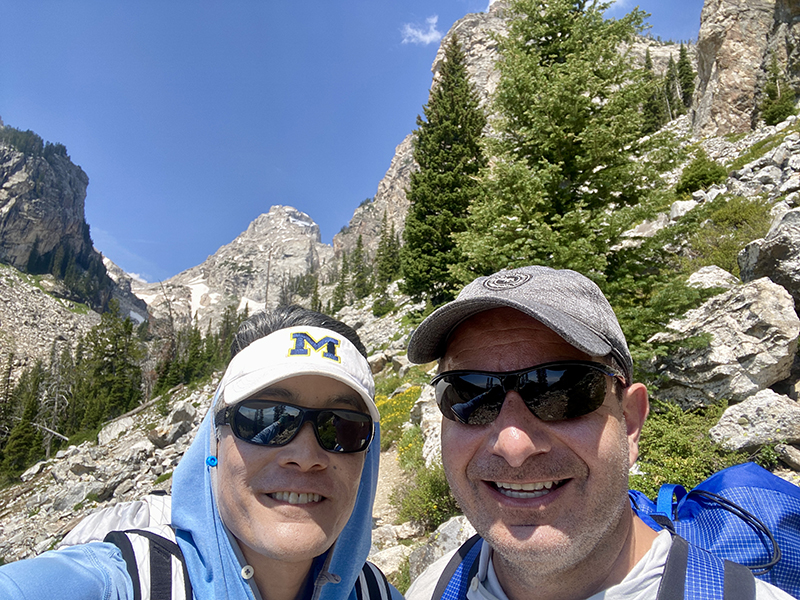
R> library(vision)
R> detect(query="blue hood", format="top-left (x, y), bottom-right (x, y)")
top-left (171, 401), bottom-right (381, 600)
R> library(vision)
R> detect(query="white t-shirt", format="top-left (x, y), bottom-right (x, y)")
top-left (406, 531), bottom-right (793, 600)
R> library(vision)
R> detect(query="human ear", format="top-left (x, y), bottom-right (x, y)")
top-left (621, 383), bottom-right (649, 466)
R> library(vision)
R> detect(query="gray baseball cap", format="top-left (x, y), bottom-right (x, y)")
top-left (407, 265), bottom-right (633, 384)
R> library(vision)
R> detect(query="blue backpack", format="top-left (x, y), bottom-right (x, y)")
top-left (431, 463), bottom-right (800, 600)
top-left (629, 462), bottom-right (800, 598)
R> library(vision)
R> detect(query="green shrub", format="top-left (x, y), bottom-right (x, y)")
top-left (391, 426), bottom-right (460, 533)
top-left (375, 386), bottom-right (422, 450)
top-left (154, 471), bottom-right (173, 485)
top-left (675, 150), bottom-right (728, 195)
top-left (392, 461), bottom-right (460, 531)
top-left (682, 195), bottom-right (772, 277)
top-left (389, 556), bottom-right (412, 594)
top-left (630, 400), bottom-right (746, 498)
top-left (372, 294), bottom-right (396, 318)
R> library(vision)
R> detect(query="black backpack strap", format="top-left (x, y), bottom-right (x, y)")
top-left (657, 534), bottom-right (755, 600)
top-left (357, 561), bottom-right (392, 600)
top-left (432, 534), bottom-right (482, 600)
top-left (104, 528), bottom-right (193, 600)
top-left (105, 530), bottom-right (143, 600)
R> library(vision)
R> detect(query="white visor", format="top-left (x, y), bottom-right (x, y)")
top-left (215, 325), bottom-right (378, 422)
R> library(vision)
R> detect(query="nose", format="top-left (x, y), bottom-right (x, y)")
top-left (489, 392), bottom-right (552, 467)
top-left (276, 422), bottom-right (329, 470)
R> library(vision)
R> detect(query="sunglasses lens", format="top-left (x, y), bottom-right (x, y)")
top-left (232, 401), bottom-right (303, 445)
top-left (436, 373), bottom-right (506, 425)
top-left (231, 400), bottom-right (372, 453)
top-left (518, 366), bottom-right (608, 421)
top-left (434, 363), bottom-right (613, 425)
top-left (316, 410), bottom-right (373, 452)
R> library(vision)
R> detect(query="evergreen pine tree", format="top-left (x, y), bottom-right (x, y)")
top-left (331, 252), bottom-right (350, 313)
top-left (455, 0), bottom-right (660, 283)
top-left (664, 55), bottom-right (682, 119)
top-left (642, 48), bottom-right (668, 135)
top-left (80, 300), bottom-right (143, 429)
top-left (1, 363), bottom-right (45, 477)
top-left (375, 212), bottom-right (401, 288)
top-left (761, 53), bottom-right (797, 126)
top-left (311, 277), bottom-right (322, 312)
top-left (400, 34), bottom-right (487, 305)
top-left (677, 44), bottom-right (695, 108)
top-left (351, 235), bottom-right (373, 300)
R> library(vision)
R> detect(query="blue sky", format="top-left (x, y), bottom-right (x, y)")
top-left (1, 1), bottom-right (703, 282)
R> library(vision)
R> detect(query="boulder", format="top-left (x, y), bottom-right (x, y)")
top-left (410, 385), bottom-right (442, 468)
top-left (648, 278), bottom-right (800, 407)
top-left (369, 544), bottom-right (413, 580)
top-left (98, 416), bottom-right (135, 446)
top-left (709, 389), bottom-right (800, 451)
top-left (686, 266), bottom-right (740, 290)
top-left (739, 208), bottom-right (800, 308)
top-left (408, 516), bottom-right (476, 581)
top-left (368, 352), bottom-right (388, 374)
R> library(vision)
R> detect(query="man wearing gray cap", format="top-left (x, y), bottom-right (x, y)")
top-left (404, 266), bottom-right (790, 600)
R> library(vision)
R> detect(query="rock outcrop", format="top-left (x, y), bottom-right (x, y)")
top-left (332, 3), bottom-right (507, 259)
top-left (647, 278), bottom-right (800, 408)
top-left (740, 207), bottom-right (800, 307)
top-left (0, 140), bottom-right (92, 273)
top-left (134, 205), bottom-right (335, 330)
top-left (693, 0), bottom-right (800, 136)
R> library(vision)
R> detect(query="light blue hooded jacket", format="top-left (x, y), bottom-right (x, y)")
top-left (0, 396), bottom-right (401, 600)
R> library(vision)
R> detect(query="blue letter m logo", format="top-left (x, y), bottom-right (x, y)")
top-left (289, 333), bottom-right (341, 362)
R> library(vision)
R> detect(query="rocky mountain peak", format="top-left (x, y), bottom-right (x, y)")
top-left (134, 205), bottom-right (334, 330)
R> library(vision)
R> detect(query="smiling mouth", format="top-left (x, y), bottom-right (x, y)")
top-left (269, 492), bottom-right (324, 505)
top-left (492, 480), bottom-right (566, 499)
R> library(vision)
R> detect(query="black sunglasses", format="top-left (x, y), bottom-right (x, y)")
top-left (215, 399), bottom-right (374, 453)
top-left (431, 360), bottom-right (625, 425)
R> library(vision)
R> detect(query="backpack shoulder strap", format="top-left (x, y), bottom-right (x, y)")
top-left (103, 528), bottom-right (193, 600)
top-left (657, 534), bottom-right (755, 600)
top-left (431, 534), bottom-right (483, 600)
top-left (356, 561), bottom-right (392, 600)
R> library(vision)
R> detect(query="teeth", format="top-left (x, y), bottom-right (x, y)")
top-left (270, 492), bottom-right (322, 504)
top-left (495, 481), bottom-right (558, 499)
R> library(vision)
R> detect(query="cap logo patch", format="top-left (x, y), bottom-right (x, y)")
top-left (483, 272), bottom-right (531, 291)
top-left (288, 332), bottom-right (341, 363)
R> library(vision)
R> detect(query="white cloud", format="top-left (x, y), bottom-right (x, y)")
top-left (401, 15), bottom-right (443, 45)
top-left (605, 0), bottom-right (635, 14)
top-left (128, 272), bottom-right (149, 284)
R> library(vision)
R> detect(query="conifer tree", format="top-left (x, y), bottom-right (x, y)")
top-left (664, 55), bottom-right (682, 119)
top-left (310, 277), bottom-right (322, 312)
top-left (79, 301), bottom-right (143, 429)
top-left (401, 34), bottom-right (486, 305)
top-left (1, 363), bottom-right (45, 477)
top-left (375, 213), bottom-right (401, 288)
top-left (642, 48), bottom-right (668, 134)
top-left (677, 44), bottom-right (695, 108)
top-left (331, 252), bottom-right (350, 313)
top-left (455, 0), bottom-right (658, 283)
top-left (761, 53), bottom-right (797, 126)
top-left (351, 235), bottom-right (372, 300)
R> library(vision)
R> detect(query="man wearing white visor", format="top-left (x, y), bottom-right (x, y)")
top-left (0, 306), bottom-right (402, 600)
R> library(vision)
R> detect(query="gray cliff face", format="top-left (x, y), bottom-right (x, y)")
top-left (135, 205), bottom-right (334, 329)
top-left (693, 0), bottom-right (800, 136)
top-left (0, 142), bottom-right (91, 269)
top-left (332, 5), bottom-right (507, 260)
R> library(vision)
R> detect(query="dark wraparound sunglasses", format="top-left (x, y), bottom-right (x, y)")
top-left (431, 360), bottom-right (626, 425)
top-left (215, 399), bottom-right (374, 453)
